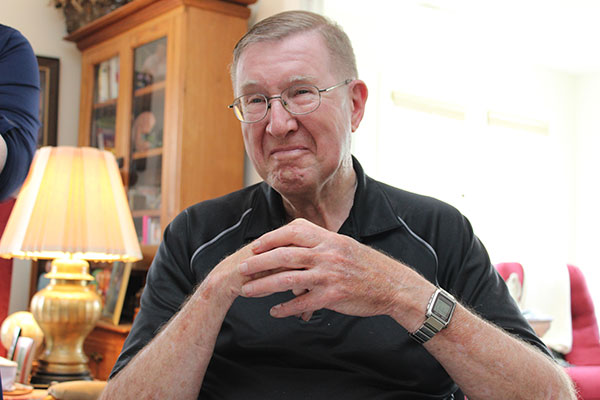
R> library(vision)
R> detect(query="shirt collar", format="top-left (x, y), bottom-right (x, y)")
top-left (244, 182), bottom-right (288, 240)
top-left (339, 156), bottom-right (403, 239)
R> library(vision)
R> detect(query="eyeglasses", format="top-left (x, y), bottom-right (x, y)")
top-left (228, 79), bottom-right (353, 123)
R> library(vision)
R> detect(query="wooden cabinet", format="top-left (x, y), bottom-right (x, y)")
top-left (68, 0), bottom-right (253, 264)
top-left (83, 322), bottom-right (131, 380)
top-left (66, 0), bottom-right (255, 379)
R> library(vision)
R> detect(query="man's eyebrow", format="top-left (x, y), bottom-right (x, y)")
top-left (238, 80), bottom-right (262, 94)
top-left (238, 76), bottom-right (319, 94)
top-left (287, 75), bottom-right (318, 85)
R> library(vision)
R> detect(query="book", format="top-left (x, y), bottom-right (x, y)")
top-left (149, 217), bottom-right (161, 245)
top-left (6, 326), bottom-right (21, 360)
top-left (12, 336), bottom-right (34, 384)
top-left (97, 60), bottom-right (110, 103)
top-left (142, 215), bottom-right (149, 245)
top-left (109, 56), bottom-right (119, 100)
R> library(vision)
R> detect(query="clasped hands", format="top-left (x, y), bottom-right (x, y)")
top-left (218, 218), bottom-right (429, 327)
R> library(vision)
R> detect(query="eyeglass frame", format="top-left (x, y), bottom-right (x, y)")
top-left (228, 78), bottom-right (354, 123)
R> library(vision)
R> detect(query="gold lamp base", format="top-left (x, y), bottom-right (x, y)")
top-left (29, 259), bottom-right (102, 387)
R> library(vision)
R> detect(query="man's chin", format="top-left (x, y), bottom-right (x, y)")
top-left (267, 169), bottom-right (313, 196)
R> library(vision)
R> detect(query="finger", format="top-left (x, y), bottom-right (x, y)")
top-left (252, 219), bottom-right (325, 254)
top-left (238, 246), bottom-right (313, 276)
top-left (292, 288), bottom-right (308, 296)
top-left (249, 267), bottom-right (288, 281)
top-left (292, 289), bottom-right (311, 320)
top-left (300, 311), bottom-right (314, 321)
top-left (241, 270), bottom-right (310, 298)
top-left (270, 291), bottom-right (318, 319)
top-left (292, 289), bottom-right (313, 320)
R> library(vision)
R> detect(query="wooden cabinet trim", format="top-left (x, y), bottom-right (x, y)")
top-left (65, 0), bottom-right (252, 51)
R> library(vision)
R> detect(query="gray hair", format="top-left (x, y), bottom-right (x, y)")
top-left (230, 10), bottom-right (357, 85)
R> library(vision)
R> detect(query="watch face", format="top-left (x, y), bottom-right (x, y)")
top-left (432, 295), bottom-right (454, 321)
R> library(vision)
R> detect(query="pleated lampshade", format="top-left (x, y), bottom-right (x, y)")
top-left (0, 146), bottom-right (142, 385)
top-left (0, 146), bottom-right (141, 262)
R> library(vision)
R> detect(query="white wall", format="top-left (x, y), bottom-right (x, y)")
top-left (574, 73), bottom-right (600, 314)
top-left (324, 1), bottom-right (573, 253)
top-left (1, 0), bottom-right (81, 313)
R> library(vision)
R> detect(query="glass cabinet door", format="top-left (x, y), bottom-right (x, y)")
top-left (128, 37), bottom-right (167, 246)
top-left (90, 55), bottom-right (119, 152)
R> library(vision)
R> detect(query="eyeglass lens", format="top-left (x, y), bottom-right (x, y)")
top-left (235, 85), bottom-right (321, 123)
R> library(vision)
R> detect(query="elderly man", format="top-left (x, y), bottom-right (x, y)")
top-left (103, 11), bottom-right (575, 400)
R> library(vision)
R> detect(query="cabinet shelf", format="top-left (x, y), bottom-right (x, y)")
top-left (93, 98), bottom-right (118, 109)
top-left (132, 147), bottom-right (162, 160)
top-left (131, 209), bottom-right (160, 218)
top-left (134, 80), bottom-right (165, 97)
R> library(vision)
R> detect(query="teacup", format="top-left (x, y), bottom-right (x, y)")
top-left (0, 356), bottom-right (18, 392)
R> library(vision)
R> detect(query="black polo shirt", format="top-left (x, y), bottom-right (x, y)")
top-left (112, 158), bottom-right (547, 399)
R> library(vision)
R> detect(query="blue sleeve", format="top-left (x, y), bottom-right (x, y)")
top-left (0, 24), bottom-right (40, 201)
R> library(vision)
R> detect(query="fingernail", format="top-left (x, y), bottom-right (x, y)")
top-left (238, 262), bottom-right (248, 273)
top-left (241, 283), bottom-right (252, 296)
top-left (270, 305), bottom-right (280, 316)
top-left (251, 240), bottom-right (261, 251)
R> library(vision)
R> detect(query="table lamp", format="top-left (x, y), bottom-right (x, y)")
top-left (0, 146), bottom-right (142, 386)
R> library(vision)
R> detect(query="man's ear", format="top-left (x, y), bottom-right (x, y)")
top-left (349, 80), bottom-right (368, 132)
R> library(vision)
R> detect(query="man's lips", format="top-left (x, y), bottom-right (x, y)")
top-left (270, 146), bottom-right (309, 157)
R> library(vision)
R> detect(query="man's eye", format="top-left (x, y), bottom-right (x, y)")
top-left (290, 88), bottom-right (312, 97)
top-left (243, 95), bottom-right (265, 105)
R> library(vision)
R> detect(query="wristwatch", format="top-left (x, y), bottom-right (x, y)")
top-left (409, 287), bottom-right (457, 344)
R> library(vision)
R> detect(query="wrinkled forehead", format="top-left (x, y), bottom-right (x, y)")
top-left (233, 31), bottom-right (334, 95)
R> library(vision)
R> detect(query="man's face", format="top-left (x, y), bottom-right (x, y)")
top-left (234, 31), bottom-right (354, 197)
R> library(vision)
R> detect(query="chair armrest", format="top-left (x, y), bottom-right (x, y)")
top-left (566, 346), bottom-right (600, 366)
top-left (47, 380), bottom-right (107, 400)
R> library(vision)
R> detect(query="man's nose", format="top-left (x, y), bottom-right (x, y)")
top-left (266, 98), bottom-right (297, 137)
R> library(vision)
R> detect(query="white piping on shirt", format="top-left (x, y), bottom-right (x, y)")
top-left (396, 215), bottom-right (439, 266)
top-left (189, 208), bottom-right (253, 272)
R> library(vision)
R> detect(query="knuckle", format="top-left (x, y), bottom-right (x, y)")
top-left (292, 296), bottom-right (307, 311)
top-left (281, 273), bottom-right (296, 287)
top-left (287, 224), bottom-right (303, 238)
top-left (280, 248), bottom-right (294, 264)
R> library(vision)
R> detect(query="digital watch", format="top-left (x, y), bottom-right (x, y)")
top-left (410, 287), bottom-right (457, 344)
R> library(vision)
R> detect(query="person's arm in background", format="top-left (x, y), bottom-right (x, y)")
top-left (0, 24), bottom-right (40, 201)
top-left (0, 135), bottom-right (7, 172)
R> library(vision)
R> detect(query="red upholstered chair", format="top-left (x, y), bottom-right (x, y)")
top-left (564, 264), bottom-right (600, 400)
top-left (495, 262), bottom-right (525, 286)
top-left (0, 198), bottom-right (16, 358)
top-left (494, 262), bottom-right (525, 305)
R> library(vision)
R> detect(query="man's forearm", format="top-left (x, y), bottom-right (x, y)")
top-left (424, 304), bottom-right (575, 400)
top-left (379, 257), bottom-right (575, 399)
top-left (99, 274), bottom-right (233, 400)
